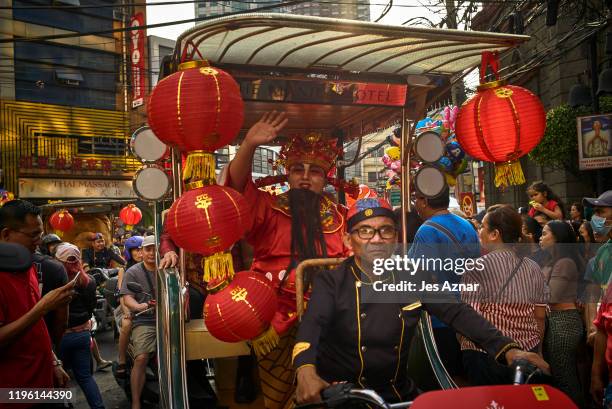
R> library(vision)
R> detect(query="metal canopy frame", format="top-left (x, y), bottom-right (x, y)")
top-left (174, 13), bottom-right (529, 78)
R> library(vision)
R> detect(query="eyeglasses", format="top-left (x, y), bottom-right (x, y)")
top-left (14, 229), bottom-right (43, 240)
top-left (350, 225), bottom-right (397, 240)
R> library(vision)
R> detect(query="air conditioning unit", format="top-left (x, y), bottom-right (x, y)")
top-left (113, 8), bottom-right (125, 21)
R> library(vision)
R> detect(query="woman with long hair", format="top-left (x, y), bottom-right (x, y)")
top-left (540, 220), bottom-right (586, 407)
top-left (461, 205), bottom-right (548, 385)
top-left (55, 243), bottom-right (105, 409)
top-left (527, 181), bottom-right (564, 220)
top-left (578, 220), bottom-right (598, 260)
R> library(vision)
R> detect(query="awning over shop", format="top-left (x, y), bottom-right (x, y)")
top-left (176, 13), bottom-right (529, 78)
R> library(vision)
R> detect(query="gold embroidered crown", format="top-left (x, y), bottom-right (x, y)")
top-left (278, 133), bottom-right (341, 172)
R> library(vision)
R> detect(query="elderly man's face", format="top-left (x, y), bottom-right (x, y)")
top-left (594, 121), bottom-right (602, 131)
top-left (344, 216), bottom-right (397, 266)
top-left (142, 245), bottom-right (157, 266)
top-left (287, 162), bottom-right (326, 194)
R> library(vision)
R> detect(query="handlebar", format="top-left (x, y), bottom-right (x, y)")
top-left (89, 267), bottom-right (120, 285)
top-left (510, 358), bottom-right (541, 385)
top-left (296, 358), bottom-right (544, 409)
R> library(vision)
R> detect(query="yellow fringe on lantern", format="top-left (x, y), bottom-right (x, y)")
top-left (183, 151), bottom-right (216, 186)
top-left (203, 252), bottom-right (234, 282)
top-left (494, 160), bottom-right (526, 188)
top-left (55, 230), bottom-right (63, 239)
top-left (251, 325), bottom-right (280, 358)
top-left (125, 225), bottom-right (133, 231)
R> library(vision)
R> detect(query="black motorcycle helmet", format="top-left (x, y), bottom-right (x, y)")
top-left (40, 233), bottom-right (62, 256)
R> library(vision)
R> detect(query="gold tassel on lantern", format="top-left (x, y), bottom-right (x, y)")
top-left (494, 160), bottom-right (526, 188)
top-left (251, 325), bottom-right (280, 357)
top-left (202, 251), bottom-right (234, 282)
top-left (183, 151), bottom-right (216, 185)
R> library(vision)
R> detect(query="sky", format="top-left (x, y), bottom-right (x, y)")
top-left (146, 0), bottom-right (437, 40)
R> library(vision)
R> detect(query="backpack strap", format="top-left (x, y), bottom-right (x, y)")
top-left (423, 220), bottom-right (461, 245)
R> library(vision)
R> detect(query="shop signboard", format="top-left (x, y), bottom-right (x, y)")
top-left (19, 178), bottom-right (137, 199)
top-left (130, 12), bottom-right (146, 108)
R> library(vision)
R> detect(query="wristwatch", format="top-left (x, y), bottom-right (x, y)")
top-left (53, 359), bottom-right (63, 367)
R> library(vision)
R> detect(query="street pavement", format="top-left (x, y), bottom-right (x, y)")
top-left (70, 329), bottom-right (133, 409)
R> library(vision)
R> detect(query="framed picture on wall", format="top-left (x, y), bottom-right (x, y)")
top-left (577, 114), bottom-right (612, 170)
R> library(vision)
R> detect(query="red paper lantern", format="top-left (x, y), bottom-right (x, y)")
top-left (49, 209), bottom-right (74, 236)
top-left (147, 60), bottom-right (244, 153)
top-left (165, 185), bottom-right (249, 255)
top-left (455, 52), bottom-right (546, 188)
top-left (119, 204), bottom-right (142, 231)
top-left (204, 271), bottom-right (277, 343)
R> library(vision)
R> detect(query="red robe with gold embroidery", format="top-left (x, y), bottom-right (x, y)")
top-left (222, 171), bottom-right (349, 335)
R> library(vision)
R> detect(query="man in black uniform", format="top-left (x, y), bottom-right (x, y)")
top-left (294, 198), bottom-right (550, 404)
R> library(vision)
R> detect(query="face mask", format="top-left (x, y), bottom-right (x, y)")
top-left (591, 215), bottom-right (612, 236)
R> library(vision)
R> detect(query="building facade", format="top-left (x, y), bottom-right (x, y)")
top-left (471, 0), bottom-right (612, 209)
top-left (148, 35), bottom-right (175, 89)
top-left (0, 0), bottom-right (148, 199)
top-left (195, 0), bottom-right (370, 21)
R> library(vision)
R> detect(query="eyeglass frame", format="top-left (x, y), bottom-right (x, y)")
top-left (349, 224), bottom-right (397, 240)
top-left (14, 229), bottom-right (44, 240)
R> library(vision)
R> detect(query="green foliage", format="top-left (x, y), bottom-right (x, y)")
top-left (528, 97), bottom-right (612, 175)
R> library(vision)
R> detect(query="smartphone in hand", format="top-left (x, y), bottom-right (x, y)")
top-left (70, 271), bottom-right (82, 286)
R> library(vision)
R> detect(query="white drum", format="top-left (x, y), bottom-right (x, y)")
top-left (130, 126), bottom-right (168, 163)
top-left (414, 131), bottom-right (445, 163)
top-left (133, 164), bottom-right (171, 201)
top-left (414, 166), bottom-right (447, 198)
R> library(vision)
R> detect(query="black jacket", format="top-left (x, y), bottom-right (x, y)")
top-left (82, 248), bottom-right (125, 269)
top-left (294, 257), bottom-right (518, 402)
top-left (68, 276), bottom-right (97, 329)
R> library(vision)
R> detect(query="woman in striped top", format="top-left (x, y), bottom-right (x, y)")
top-left (460, 205), bottom-right (548, 386)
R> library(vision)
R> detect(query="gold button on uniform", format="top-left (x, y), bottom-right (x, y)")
top-left (361, 346), bottom-right (367, 352)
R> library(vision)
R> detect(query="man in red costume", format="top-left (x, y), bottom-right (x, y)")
top-left (160, 112), bottom-right (349, 409)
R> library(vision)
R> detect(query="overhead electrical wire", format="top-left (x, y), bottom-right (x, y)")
top-left (0, 0), bottom-right (314, 43)
top-left (1, 0), bottom-right (529, 11)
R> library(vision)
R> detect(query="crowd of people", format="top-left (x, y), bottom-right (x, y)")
top-left (0, 199), bottom-right (159, 409)
top-left (0, 112), bottom-right (611, 409)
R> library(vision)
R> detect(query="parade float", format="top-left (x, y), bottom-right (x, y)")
top-left (139, 13), bottom-right (546, 407)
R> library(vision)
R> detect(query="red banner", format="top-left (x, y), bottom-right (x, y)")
top-left (130, 12), bottom-right (145, 108)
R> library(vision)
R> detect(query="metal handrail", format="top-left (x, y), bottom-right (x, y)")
top-left (295, 257), bottom-right (346, 320)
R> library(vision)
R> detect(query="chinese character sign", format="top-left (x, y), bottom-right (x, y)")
top-left (130, 12), bottom-right (146, 108)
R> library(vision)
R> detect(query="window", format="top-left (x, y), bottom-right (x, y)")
top-left (14, 0), bottom-right (114, 38)
top-left (55, 69), bottom-right (84, 86)
top-left (367, 172), bottom-right (378, 183)
top-left (31, 132), bottom-right (128, 156)
top-left (78, 137), bottom-right (126, 156)
top-left (14, 42), bottom-right (118, 109)
top-left (215, 148), bottom-right (229, 170)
